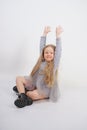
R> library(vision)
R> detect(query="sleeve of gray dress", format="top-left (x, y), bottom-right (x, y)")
top-left (54, 38), bottom-right (62, 72)
top-left (49, 38), bottom-right (62, 102)
top-left (40, 36), bottom-right (46, 54)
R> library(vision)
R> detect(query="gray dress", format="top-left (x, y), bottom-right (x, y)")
top-left (24, 36), bottom-right (62, 102)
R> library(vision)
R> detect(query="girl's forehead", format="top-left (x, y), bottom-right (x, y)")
top-left (44, 46), bottom-right (54, 51)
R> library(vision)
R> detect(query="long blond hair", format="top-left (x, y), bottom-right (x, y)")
top-left (30, 44), bottom-right (57, 87)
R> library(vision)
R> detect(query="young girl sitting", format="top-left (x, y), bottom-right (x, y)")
top-left (13, 26), bottom-right (63, 108)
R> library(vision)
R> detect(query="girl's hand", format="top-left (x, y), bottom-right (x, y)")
top-left (43, 26), bottom-right (51, 36)
top-left (56, 26), bottom-right (63, 38)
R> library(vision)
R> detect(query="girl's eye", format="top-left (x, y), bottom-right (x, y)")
top-left (45, 52), bottom-right (53, 54)
top-left (45, 52), bottom-right (48, 54)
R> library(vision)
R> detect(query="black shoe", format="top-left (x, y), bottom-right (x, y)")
top-left (13, 86), bottom-right (18, 93)
top-left (13, 86), bottom-right (29, 93)
top-left (14, 93), bottom-right (33, 108)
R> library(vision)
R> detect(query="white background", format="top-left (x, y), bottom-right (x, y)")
top-left (0, 0), bottom-right (87, 87)
top-left (0, 1), bottom-right (87, 130)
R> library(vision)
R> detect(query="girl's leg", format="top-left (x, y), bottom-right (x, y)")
top-left (26, 89), bottom-right (48, 101)
top-left (16, 76), bottom-right (27, 94)
top-left (14, 76), bottom-right (33, 108)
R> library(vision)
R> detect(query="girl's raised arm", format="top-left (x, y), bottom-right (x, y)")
top-left (54, 26), bottom-right (63, 70)
top-left (40, 26), bottom-right (51, 53)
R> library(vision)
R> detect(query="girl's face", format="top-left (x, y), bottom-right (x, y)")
top-left (44, 46), bottom-right (54, 62)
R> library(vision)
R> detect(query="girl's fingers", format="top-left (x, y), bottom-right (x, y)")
top-left (56, 26), bottom-right (63, 33)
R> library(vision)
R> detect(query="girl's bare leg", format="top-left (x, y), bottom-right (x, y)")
top-left (16, 76), bottom-right (26, 94)
top-left (26, 89), bottom-right (48, 100)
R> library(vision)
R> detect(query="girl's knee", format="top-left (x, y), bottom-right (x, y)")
top-left (16, 76), bottom-right (24, 83)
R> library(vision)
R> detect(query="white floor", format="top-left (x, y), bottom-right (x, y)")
top-left (0, 76), bottom-right (87, 130)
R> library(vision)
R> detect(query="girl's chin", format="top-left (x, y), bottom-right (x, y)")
top-left (45, 59), bottom-right (52, 62)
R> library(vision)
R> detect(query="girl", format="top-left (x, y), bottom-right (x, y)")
top-left (13, 26), bottom-right (63, 108)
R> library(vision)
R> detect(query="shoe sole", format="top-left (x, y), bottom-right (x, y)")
top-left (14, 98), bottom-right (33, 108)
